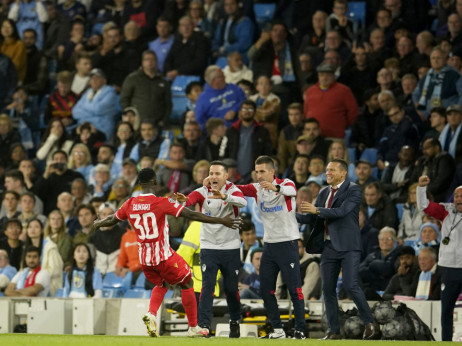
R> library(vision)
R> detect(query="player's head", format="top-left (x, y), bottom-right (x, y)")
top-left (138, 168), bottom-right (157, 188)
top-left (209, 160), bottom-right (228, 189)
top-left (254, 155), bottom-right (275, 183)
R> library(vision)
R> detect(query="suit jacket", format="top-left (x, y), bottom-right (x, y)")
top-left (297, 178), bottom-right (362, 254)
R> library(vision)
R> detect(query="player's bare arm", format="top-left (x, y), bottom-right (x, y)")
top-left (91, 214), bottom-right (120, 232)
top-left (180, 208), bottom-right (243, 229)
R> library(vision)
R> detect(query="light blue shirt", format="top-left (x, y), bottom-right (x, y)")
top-left (148, 36), bottom-right (174, 73)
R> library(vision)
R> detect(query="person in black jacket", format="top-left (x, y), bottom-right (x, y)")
top-left (164, 16), bottom-right (210, 81)
top-left (225, 100), bottom-right (273, 183)
top-left (362, 182), bottom-right (399, 230)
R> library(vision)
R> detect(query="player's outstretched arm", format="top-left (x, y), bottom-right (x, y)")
top-left (181, 208), bottom-right (243, 229)
top-left (91, 214), bottom-right (120, 232)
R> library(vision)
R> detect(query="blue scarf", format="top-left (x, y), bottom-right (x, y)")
top-left (439, 123), bottom-right (462, 158)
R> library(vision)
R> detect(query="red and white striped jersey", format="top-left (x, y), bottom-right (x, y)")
top-left (115, 193), bottom-right (184, 266)
top-left (238, 178), bottom-right (300, 243)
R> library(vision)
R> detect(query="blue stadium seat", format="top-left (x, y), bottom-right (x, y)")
top-left (360, 148), bottom-right (378, 164)
top-left (134, 272), bottom-right (146, 289)
top-left (102, 288), bottom-right (123, 298)
top-left (344, 128), bottom-right (352, 147)
top-left (54, 288), bottom-right (65, 298)
top-left (347, 147), bottom-right (356, 164)
top-left (395, 203), bottom-right (404, 222)
top-left (123, 289), bottom-right (152, 298)
top-left (254, 3), bottom-right (276, 30)
top-left (171, 75), bottom-right (200, 96)
top-left (215, 56), bottom-right (228, 69)
top-left (371, 167), bottom-right (378, 179)
top-left (348, 1), bottom-right (366, 31)
top-left (404, 240), bottom-right (417, 247)
top-left (171, 95), bottom-right (189, 122)
top-left (102, 271), bottom-right (132, 297)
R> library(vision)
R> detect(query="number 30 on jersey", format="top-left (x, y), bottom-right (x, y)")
top-left (129, 212), bottom-right (159, 240)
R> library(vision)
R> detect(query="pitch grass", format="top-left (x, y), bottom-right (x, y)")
top-left (0, 335), bottom-right (453, 346)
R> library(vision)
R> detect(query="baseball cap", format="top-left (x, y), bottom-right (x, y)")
top-left (446, 104), bottom-right (462, 114)
top-left (297, 135), bottom-right (312, 144)
top-left (306, 175), bottom-right (323, 187)
top-left (122, 158), bottom-right (137, 167)
top-left (316, 63), bottom-right (335, 74)
top-left (90, 68), bottom-right (106, 79)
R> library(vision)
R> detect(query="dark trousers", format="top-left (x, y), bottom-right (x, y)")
top-left (440, 266), bottom-right (462, 341)
top-left (321, 241), bottom-right (374, 333)
top-left (198, 248), bottom-right (241, 328)
top-left (260, 240), bottom-right (306, 332)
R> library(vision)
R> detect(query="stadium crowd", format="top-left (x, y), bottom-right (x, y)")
top-left (0, 0), bottom-right (462, 339)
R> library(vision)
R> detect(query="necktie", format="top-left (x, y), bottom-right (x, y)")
top-left (325, 187), bottom-right (338, 235)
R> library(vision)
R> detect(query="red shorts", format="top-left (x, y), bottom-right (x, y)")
top-left (142, 252), bottom-right (191, 287)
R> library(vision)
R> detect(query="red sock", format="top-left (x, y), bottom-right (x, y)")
top-left (149, 285), bottom-right (168, 315)
top-left (181, 287), bottom-right (197, 327)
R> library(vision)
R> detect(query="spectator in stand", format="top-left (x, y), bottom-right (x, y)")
top-left (307, 155), bottom-right (326, 184)
top-left (445, 13), bottom-right (462, 48)
top-left (106, 177), bottom-right (131, 210)
top-left (226, 100), bottom-right (273, 183)
top-left (89, 203), bottom-right (126, 275)
top-left (413, 222), bottom-right (441, 256)
top-left (71, 178), bottom-right (91, 209)
top-left (184, 81), bottom-right (203, 112)
top-left (277, 103), bottom-right (304, 175)
top-left (288, 154), bottom-right (310, 190)
top-left (180, 160), bottom-right (210, 196)
top-left (362, 182), bottom-right (399, 230)
top-left (359, 227), bottom-right (399, 299)
top-left (413, 247), bottom-right (441, 300)
top-left (162, 0), bottom-right (189, 33)
top-left (276, 238), bottom-right (321, 301)
top-left (413, 47), bottom-right (462, 119)
top-left (2, 169), bottom-right (43, 216)
top-left (326, 140), bottom-right (355, 180)
top-left (0, 250), bottom-right (17, 292)
top-left (381, 145), bottom-right (415, 203)
top-left (249, 20), bottom-right (302, 119)
top-left (0, 219), bottom-right (22, 269)
top-left (212, 0), bottom-right (254, 63)
top-left (123, 21), bottom-right (148, 58)
top-left (148, 17), bottom-right (174, 74)
top-left (44, 210), bottom-right (72, 270)
top-left (398, 183), bottom-right (425, 242)
top-left (376, 67), bottom-right (401, 97)
top-left (35, 150), bottom-right (84, 214)
top-left (22, 28), bottom-right (47, 95)
top-left (222, 51), bottom-right (253, 85)
top-left (0, 191), bottom-right (20, 233)
top-left (36, 119), bottom-right (73, 164)
top-left (44, 71), bottom-right (78, 126)
top-left (422, 106), bottom-right (447, 142)
top-left (72, 68), bottom-right (121, 141)
top-left (377, 104), bottom-right (420, 171)
top-left (0, 114), bottom-right (21, 168)
top-left (57, 0), bottom-right (85, 21)
top-left (57, 20), bottom-right (86, 71)
top-left (5, 143), bottom-right (26, 172)
top-left (355, 160), bottom-right (377, 191)
top-left (91, 26), bottom-right (139, 91)
top-left (298, 52), bottom-right (317, 90)
top-left (239, 218), bottom-right (262, 274)
top-left (68, 144), bottom-right (94, 184)
top-left (115, 224), bottom-right (142, 282)
top-left (382, 246), bottom-right (419, 300)
top-left (395, 36), bottom-right (424, 77)
top-left (156, 143), bottom-right (193, 193)
top-left (325, 0), bottom-right (353, 43)
top-left (63, 243), bottom-right (103, 298)
top-left (411, 137), bottom-right (455, 202)
top-left (120, 50), bottom-right (172, 126)
top-left (196, 118), bottom-right (228, 162)
top-left (164, 16), bottom-right (210, 81)
top-left (5, 246), bottom-right (50, 297)
top-left (23, 218), bottom-right (63, 296)
top-left (0, 52), bottom-right (17, 110)
top-left (195, 65), bottom-right (246, 130)
top-left (90, 144), bottom-right (121, 183)
top-left (109, 122), bottom-right (136, 170)
top-left (70, 52), bottom-right (92, 96)
top-left (73, 204), bottom-right (96, 245)
top-left (239, 247), bottom-right (262, 299)
top-left (17, 191), bottom-right (47, 237)
top-left (178, 121), bottom-right (202, 161)
top-left (129, 121), bottom-right (170, 163)
top-left (89, 163), bottom-right (113, 199)
top-left (249, 75), bottom-right (281, 147)
top-left (122, 0), bottom-right (163, 41)
top-left (359, 207), bottom-right (379, 261)
top-left (0, 19), bottom-right (26, 82)
top-left (439, 104), bottom-right (462, 163)
top-left (43, 1), bottom-right (70, 60)
top-left (303, 117), bottom-right (332, 158)
top-left (18, 159), bottom-right (36, 191)
top-left (57, 192), bottom-right (79, 237)
top-left (304, 63), bottom-right (358, 139)
top-left (298, 10), bottom-right (327, 53)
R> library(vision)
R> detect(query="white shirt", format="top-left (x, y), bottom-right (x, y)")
top-left (11, 268), bottom-right (51, 297)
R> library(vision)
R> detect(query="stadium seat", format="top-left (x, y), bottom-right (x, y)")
top-left (395, 203), bottom-right (404, 222)
top-left (102, 288), bottom-right (123, 298)
top-left (102, 271), bottom-right (132, 297)
top-left (54, 288), bottom-right (65, 298)
top-left (348, 1), bottom-right (366, 31)
top-left (171, 75), bottom-right (200, 96)
top-left (347, 147), bottom-right (356, 164)
top-left (171, 95), bottom-right (190, 122)
top-left (123, 289), bottom-right (152, 299)
top-left (344, 128), bottom-right (352, 147)
top-left (360, 148), bottom-right (378, 164)
top-left (134, 272), bottom-right (146, 289)
top-left (254, 3), bottom-right (276, 30)
top-left (404, 240), bottom-right (417, 247)
top-left (215, 56), bottom-right (228, 69)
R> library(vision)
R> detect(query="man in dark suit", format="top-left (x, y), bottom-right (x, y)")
top-left (296, 159), bottom-right (380, 340)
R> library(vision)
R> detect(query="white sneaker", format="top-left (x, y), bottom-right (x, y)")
top-left (268, 329), bottom-right (286, 339)
top-left (188, 326), bottom-right (209, 337)
top-left (142, 312), bottom-right (158, 337)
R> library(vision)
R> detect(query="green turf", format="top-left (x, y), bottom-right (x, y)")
top-left (0, 334), bottom-right (453, 346)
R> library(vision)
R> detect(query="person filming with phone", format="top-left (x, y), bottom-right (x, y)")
top-left (417, 175), bottom-right (462, 341)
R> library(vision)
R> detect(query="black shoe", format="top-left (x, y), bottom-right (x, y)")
top-left (292, 330), bottom-right (306, 339)
top-left (229, 321), bottom-right (240, 338)
top-left (363, 322), bottom-right (381, 340)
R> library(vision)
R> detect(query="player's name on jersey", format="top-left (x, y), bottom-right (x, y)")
top-left (133, 204), bottom-right (151, 211)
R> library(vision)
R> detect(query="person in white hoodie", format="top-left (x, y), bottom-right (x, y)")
top-left (222, 52), bottom-right (253, 85)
